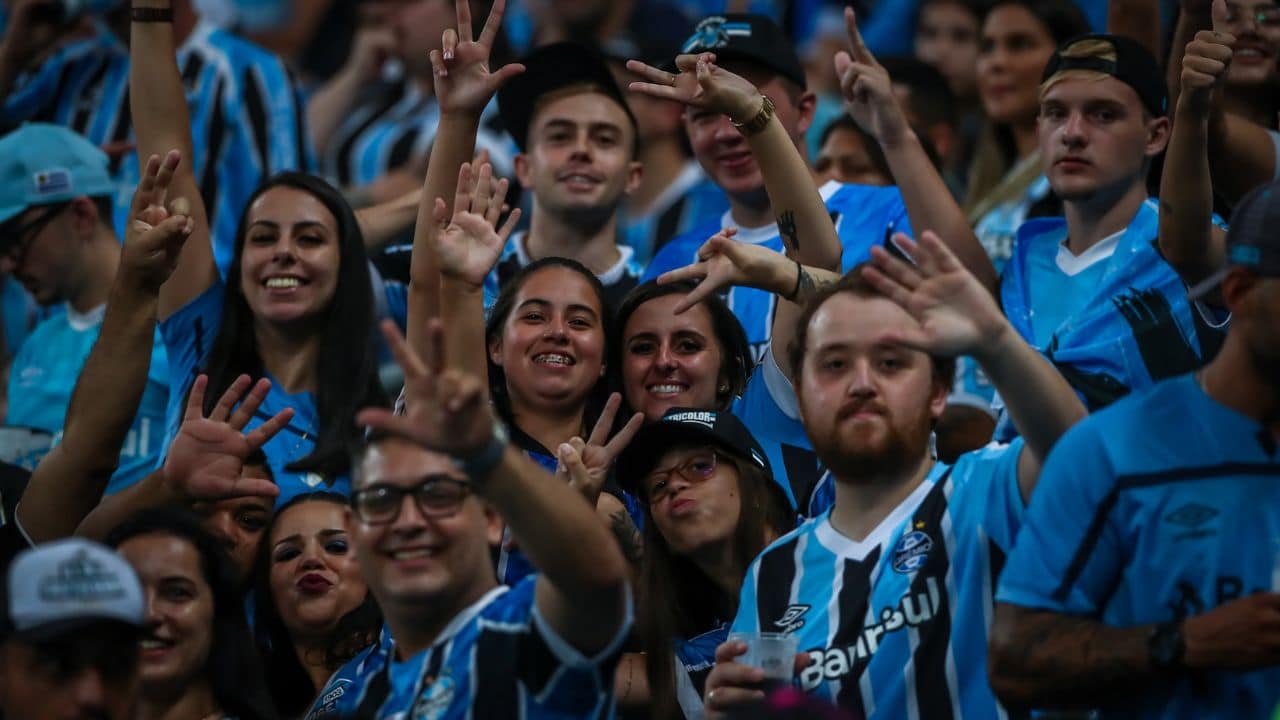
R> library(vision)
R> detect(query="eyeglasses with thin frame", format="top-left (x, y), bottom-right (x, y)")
top-left (350, 475), bottom-right (471, 525)
top-left (1224, 2), bottom-right (1280, 27)
top-left (1, 202), bottom-right (71, 266)
top-left (645, 450), bottom-right (721, 505)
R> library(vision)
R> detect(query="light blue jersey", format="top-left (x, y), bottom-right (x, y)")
top-left (997, 374), bottom-right (1280, 719)
top-left (3, 20), bottom-right (312, 278)
top-left (731, 346), bottom-right (821, 515)
top-left (307, 578), bottom-right (630, 719)
top-left (5, 304), bottom-right (168, 493)
top-left (644, 182), bottom-right (911, 362)
top-left (1001, 199), bottom-right (1209, 414)
top-left (732, 440), bottom-right (1024, 719)
top-left (158, 279), bottom-right (407, 506)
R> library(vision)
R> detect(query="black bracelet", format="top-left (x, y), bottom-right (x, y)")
top-left (786, 259), bottom-right (803, 301)
top-left (131, 6), bottom-right (173, 22)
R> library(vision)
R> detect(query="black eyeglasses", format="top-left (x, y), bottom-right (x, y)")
top-left (1, 202), bottom-right (71, 265)
top-left (350, 475), bottom-right (471, 525)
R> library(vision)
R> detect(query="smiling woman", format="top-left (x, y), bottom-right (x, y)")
top-left (107, 507), bottom-right (277, 720)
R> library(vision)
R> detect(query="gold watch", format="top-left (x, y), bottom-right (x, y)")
top-left (732, 94), bottom-right (775, 136)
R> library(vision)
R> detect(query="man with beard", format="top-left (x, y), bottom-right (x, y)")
top-left (988, 179), bottom-right (1280, 718)
top-left (488, 41), bottom-right (644, 309)
top-left (700, 232), bottom-right (1085, 718)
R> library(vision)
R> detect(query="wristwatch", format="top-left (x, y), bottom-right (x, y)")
top-left (454, 419), bottom-right (509, 479)
top-left (1147, 620), bottom-right (1185, 673)
top-left (732, 94), bottom-right (775, 136)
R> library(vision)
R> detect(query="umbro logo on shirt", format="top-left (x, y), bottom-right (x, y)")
top-left (774, 604), bottom-right (810, 633)
top-left (1164, 502), bottom-right (1219, 542)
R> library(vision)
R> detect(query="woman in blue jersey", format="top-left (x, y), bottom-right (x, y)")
top-left (254, 492), bottom-right (381, 718)
top-left (613, 410), bottom-right (793, 720)
top-left (108, 507), bottom-right (278, 720)
top-left (129, 2), bottom-right (388, 504)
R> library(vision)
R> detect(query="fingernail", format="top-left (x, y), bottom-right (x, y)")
top-left (444, 50), bottom-right (453, 60)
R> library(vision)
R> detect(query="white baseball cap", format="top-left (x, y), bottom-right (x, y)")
top-left (3, 538), bottom-right (145, 642)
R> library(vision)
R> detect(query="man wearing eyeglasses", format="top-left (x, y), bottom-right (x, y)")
top-left (306, 324), bottom-right (631, 719)
top-left (0, 123), bottom-right (169, 493)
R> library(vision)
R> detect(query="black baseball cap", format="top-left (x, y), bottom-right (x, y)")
top-left (496, 41), bottom-right (637, 153)
top-left (679, 14), bottom-right (807, 90)
top-left (1041, 33), bottom-right (1168, 118)
top-left (616, 407), bottom-right (776, 497)
top-left (1188, 178), bottom-right (1280, 299)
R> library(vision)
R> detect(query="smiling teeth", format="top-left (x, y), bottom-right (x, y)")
top-left (266, 277), bottom-right (301, 288)
top-left (535, 354), bottom-right (573, 366)
top-left (649, 384), bottom-right (685, 393)
top-left (139, 639), bottom-right (171, 649)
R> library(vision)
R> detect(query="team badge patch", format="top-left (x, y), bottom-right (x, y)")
top-left (682, 16), bottom-right (753, 53)
top-left (412, 674), bottom-right (455, 720)
top-left (33, 168), bottom-right (72, 196)
top-left (891, 530), bottom-right (933, 573)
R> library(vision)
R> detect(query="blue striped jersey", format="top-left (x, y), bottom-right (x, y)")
top-left (997, 374), bottom-right (1280, 719)
top-left (483, 231), bottom-right (646, 313)
top-left (618, 161), bottom-right (728, 267)
top-left (732, 440), bottom-right (1025, 719)
top-left (3, 19), bottom-right (312, 278)
top-left (158, 278), bottom-right (407, 506)
top-left (306, 578), bottom-right (631, 719)
top-left (732, 345), bottom-right (821, 515)
top-left (4, 303), bottom-right (169, 493)
top-left (320, 74), bottom-right (514, 189)
top-left (643, 182), bottom-right (912, 363)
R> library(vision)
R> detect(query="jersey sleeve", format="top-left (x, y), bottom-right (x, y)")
top-left (951, 438), bottom-right (1026, 553)
top-left (995, 420), bottom-right (1126, 614)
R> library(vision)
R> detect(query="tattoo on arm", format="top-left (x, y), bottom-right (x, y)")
top-left (793, 267), bottom-right (836, 304)
top-left (991, 605), bottom-right (1155, 709)
top-left (609, 510), bottom-right (644, 565)
top-left (777, 211), bottom-right (799, 252)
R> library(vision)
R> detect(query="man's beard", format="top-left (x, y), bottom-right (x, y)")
top-left (551, 196), bottom-right (621, 237)
top-left (810, 412), bottom-right (933, 482)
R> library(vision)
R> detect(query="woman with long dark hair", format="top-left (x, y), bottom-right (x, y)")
top-left (964, 0), bottom-right (1090, 271)
top-left (615, 414), bottom-right (793, 720)
top-left (254, 492), bottom-right (380, 718)
top-left (129, 1), bottom-right (390, 504)
top-left (106, 507), bottom-right (277, 720)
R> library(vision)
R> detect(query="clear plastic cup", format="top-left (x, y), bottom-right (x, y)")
top-left (729, 631), bottom-right (799, 690)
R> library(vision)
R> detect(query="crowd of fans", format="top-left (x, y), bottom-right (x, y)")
top-left (0, 0), bottom-right (1276, 718)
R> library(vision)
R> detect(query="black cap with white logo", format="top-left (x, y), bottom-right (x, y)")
top-left (616, 407), bottom-right (771, 496)
top-left (679, 14), bottom-right (806, 90)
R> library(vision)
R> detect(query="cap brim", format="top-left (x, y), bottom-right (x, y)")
top-left (616, 422), bottom-right (727, 495)
top-left (10, 616), bottom-right (143, 644)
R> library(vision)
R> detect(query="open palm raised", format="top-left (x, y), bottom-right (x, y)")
top-left (435, 161), bottom-right (520, 287)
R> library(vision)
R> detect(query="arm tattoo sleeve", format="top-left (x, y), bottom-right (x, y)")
top-left (609, 510), bottom-right (644, 566)
top-left (777, 211), bottom-right (799, 252)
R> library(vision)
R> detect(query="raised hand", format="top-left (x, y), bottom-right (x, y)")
top-left (435, 161), bottom-right (520, 286)
top-left (121, 151), bottom-right (194, 292)
top-left (429, 0), bottom-right (525, 115)
top-left (860, 231), bottom-right (1009, 359)
top-left (162, 374), bottom-right (290, 504)
top-left (657, 228), bottom-right (795, 312)
top-left (1180, 0), bottom-right (1234, 113)
top-left (356, 319), bottom-right (497, 458)
top-left (345, 23), bottom-right (396, 82)
top-left (555, 393), bottom-right (643, 506)
top-left (833, 6), bottom-right (910, 146)
top-left (626, 52), bottom-right (764, 124)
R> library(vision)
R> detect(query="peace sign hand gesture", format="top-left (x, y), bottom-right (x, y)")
top-left (429, 0), bottom-right (526, 115)
top-left (357, 320), bottom-right (498, 459)
top-left (121, 151), bottom-right (194, 293)
top-left (627, 53), bottom-right (765, 125)
top-left (162, 374), bottom-right (290, 504)
top-left (555, 393), bottom-right (643, 507)
top-left (435, 161), bottom-right (521, 287)
top-left (833, 7), bottom-right (910, 147)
